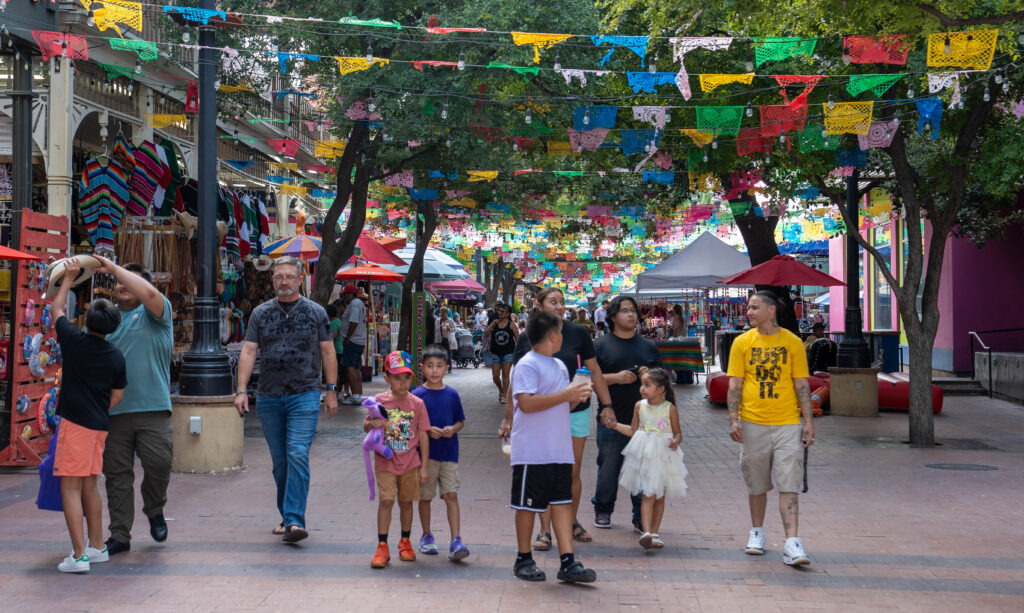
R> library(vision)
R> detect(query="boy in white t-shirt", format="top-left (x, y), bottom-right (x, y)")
top-left (508, 311), bottom-right (595, 583)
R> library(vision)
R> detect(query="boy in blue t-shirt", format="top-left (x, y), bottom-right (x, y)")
top-left (412, 345), bottom-right (469, 561)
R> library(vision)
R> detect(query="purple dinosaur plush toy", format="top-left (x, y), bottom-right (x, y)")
top-left (362, 397), bottom-right (394, 500)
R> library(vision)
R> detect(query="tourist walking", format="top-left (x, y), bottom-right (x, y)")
top-left (592, 295), bottom-right (664, 532)
top-left (484, 303), bottom-right (519, 403)
top-left (91, 256), bottom-right (173, 556)
top-left (234, 257), bottom-right (338, 544)
top-left (339, 284), bottom-right (367, 405)
top-left (727, 291), bottom-right (815, 566)
top-left (503, 287), bottom-right (614, 548)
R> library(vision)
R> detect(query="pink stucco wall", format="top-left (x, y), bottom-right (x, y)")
top-left (828, 236), bottom-right (846, 332)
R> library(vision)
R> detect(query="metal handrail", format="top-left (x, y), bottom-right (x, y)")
top-left (967, 328), bottom-right (1024, 398)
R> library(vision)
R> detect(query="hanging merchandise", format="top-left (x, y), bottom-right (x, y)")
top-left (823, 101), bottom-right (874, 135)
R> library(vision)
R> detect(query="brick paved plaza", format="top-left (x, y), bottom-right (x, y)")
top-left (2, 366), bottom-right (1023, 612)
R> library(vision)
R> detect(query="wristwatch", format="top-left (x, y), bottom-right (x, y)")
top-left (326, 384), bottom-right (337, 391)
top-left (235, 390), bottom-right (247, 396)
top-left (599, 403), bottom-right (613, 409)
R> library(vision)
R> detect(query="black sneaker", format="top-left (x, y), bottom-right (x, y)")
top-left (557, 561), bottom-right (596, 583)
top-left (105, 537), bottom-right (131, 555)
top-left (632, 518), bottom-right (644, 534)
top-left (149, 514), bottom-right (168, 542)
top-left (593, 513), bottom-right (611, 529)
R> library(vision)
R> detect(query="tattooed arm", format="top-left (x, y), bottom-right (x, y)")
top-left (727, 377), bottom-right (744, 443)
top-left (794, 377), bottom-right (815, 448)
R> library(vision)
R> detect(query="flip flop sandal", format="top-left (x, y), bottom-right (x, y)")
top-left (572, 522), bottom-right (593, 542)
top-left (282, 525), bottom-right (308, 543)
top-left (271, 523), bottom-right (286, 536)
top-left (533, 532), bottom-right (552, 551)
top-left (513, 559), bottom-right (546, 582)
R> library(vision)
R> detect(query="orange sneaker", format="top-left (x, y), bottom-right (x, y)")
top-left (370, 542), bottom-right (390, 568)
top-left (398, 537), bottom-right (416, 561)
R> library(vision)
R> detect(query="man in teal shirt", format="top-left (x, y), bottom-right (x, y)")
top-left (94, 256), bottom-right (174, 555)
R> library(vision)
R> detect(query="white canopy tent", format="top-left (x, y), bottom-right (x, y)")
top-left (635, 231), bottom-right (752, 290)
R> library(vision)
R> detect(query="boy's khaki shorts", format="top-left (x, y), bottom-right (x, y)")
top-left (739, 422), bottom-right (803, 495)
top-left (419, 459), bottom-right (459, 500)
top-left (376, 468), bottom-right (420, 502)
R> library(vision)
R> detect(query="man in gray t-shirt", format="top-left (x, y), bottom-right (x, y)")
top-left (234, 258), bottom-right (338, 543)
top-left (338, 285), bottom-right (367, 405)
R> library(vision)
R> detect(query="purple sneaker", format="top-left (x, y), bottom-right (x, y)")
top-left (449, 536), bottom-right (469, 561)
top-left (419, 532), bottom-right (438, 555)
top-left (594, 513), bottom-right (611, 529)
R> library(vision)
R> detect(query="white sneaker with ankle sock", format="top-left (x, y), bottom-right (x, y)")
top-left (782, 537), bottom-right (810, 566)
top-left (745, 527), bottom-right (766, 555)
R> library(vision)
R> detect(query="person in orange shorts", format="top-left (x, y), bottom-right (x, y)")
top-left (50, 259), bottom-right (127, 573)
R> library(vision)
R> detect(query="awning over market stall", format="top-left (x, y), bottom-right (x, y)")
top-left (636, 231), bottom-right (751, 290)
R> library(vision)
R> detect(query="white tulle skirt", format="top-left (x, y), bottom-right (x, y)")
top-left (618, 430), bottom-right (688, 499)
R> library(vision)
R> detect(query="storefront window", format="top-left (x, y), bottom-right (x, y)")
top-left (872, 226), bottom-right (892, 330)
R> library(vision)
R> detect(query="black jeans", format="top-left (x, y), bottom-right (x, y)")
top-left (591, 423), bottom-right (641, 524)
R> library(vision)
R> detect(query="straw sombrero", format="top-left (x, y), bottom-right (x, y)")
top-left (44, 255), bottom-right (103, 298)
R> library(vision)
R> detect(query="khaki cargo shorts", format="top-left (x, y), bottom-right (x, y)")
top-left (419, 459), bottom-right (460, 500)
top-left (739, 422), bottom-right (804, 494)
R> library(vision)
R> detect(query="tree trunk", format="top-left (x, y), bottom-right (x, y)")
top-left (500, 264), bottom-right (518, 305)
top-left (732, 204), bottom-right (799, 334)
top-left (905, 329), bottom-right (936, 446)
top-left (483, 258), bottom-right (504, 306)
top-left (397, 200), bottom-right (438, 351)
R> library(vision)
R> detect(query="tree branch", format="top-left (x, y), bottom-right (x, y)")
top-left (915, 2), bottom-right (1024, 26)
top-left (368, 143), bottom-right (440, 183)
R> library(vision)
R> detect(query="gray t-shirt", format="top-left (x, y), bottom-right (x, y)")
top-left (245, 297), bottom-right (332, 397)
top-left (340, 297), bottom-right (367, 346)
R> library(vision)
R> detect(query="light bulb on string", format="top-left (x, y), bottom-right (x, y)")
top-left (820, 126), bottom-right (827, 139)
top-left (983, 86), bottom-right (991, 102)
top-left (745, 53), bottom-right (754, 73)
top-left (711, 136), bottom-right (718, 150)
top-left (525, 108), bottom-right (532, 124)
top-left (745, 101), bottom-right (753, 117)
top-left (61, 41), bottom-right (67, 58)
top-left (648, 60), bottom-right (656, 74)
top-left (366, 44), bottom-right (374, 64)
top-left (553, 54), bottom-right (561, 72)
top-left (644, 142), bottom-right (651, 153)
top-left (765, 152), bottom-right (770, 164)
top-left (457, 50), bottom-right (465, 71)
top-left (272, 36), bottom-right (280, 55)
top-left (135, 58), bottom-right (142, 74)
top-left (512, 141), bottom-right (519, 151)
top-left (995, 72), bottom-right (1003, 84)
top-left (183, 25), bottom-right (191, 43)
top-left (441, 100), bottom-right (449, 120)
top-left (943, 36), bottom-right (951, 55)
top-left (842, 47), bottom-right (850, 65)
top-left (779, 132), bottom-right (786, 144)
top-left (907, 86), bottom-right (914, 98)
top-left (823, 135), bottom-right (830, 147)
top-left (214, 77), bottom-right (221, 89)
top-left (827, 93), bottom-right (834, 110)
top-left (1004, 80), bottom-right (1010, 93)
top-left (702, 149), bottom-right (708, 163)
top-left (892, 113), bottom-right (900, 127)
top-left (368, 91), bottom-right (376, 113)
top-left (445, 135), bottom-right (452, 148)
top-left (1019, 33), bottom-right (1024, 45)
top-left (87, 11), bottom-right (95, 27)
top-left (583, 109), bottom-right (590, 125)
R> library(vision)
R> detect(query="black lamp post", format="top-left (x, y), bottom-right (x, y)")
top-left (178, 0), bottom-right (233, 395)
top-left (836, 170), bottom-right (872, 368)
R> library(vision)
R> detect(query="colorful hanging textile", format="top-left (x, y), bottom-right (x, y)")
top-left (144, 114), bottom-right (187, 129)
top-left (268, 162), bottom-right (298, 173)
top-left (620, 129), bottom-right (660, 156)
top-left (107, 38), bottom-right (158, 60)
top-left (408, 188), bottom-right (439, 201)
top-left (572, 106), bottom-right (618, 131)
top-left (823, 101), bottom-right (873, 135)
top-left (274, 89), bottom-right (317, 100)
top-left (857, 121), bottom-right (898, 149)
top-left (669, 37), bottom-right (732, 100)
top-left (279, 185), bottom-right (307, 197)
top-left (798, 124), bottom-right (839, 152)
top-left (82, 0), bottom-right (142, 38)
top-left (560, 69), bottom-right (609, 88)
top-left (653, 151), bottom-right (673, 170)
top-left (626, 72), bottom-right (676, 93)
top-left (485, 62), bottom-right (539, 76)
top-left (156, 139), bottom-right (182, 216)
top-left (412, 60), bottom-right (458, 70)
top-left (843, 35), bottom-right (910, 65)
top-left (680, 129), bottom-right (714, 147)
top-left (225, 160), bottom-right (254, 171)
top-left (511, 32), bottom-right (574, 63)
top-left (568, 128), bottom-right (610, 152)
top-left (384, 170), bottom-right (414, 188)
top-left (270, 52), bottom-right (319, 74)
top-left (31, 31), bottom-right (89, 61)
top-left (696, 106), bottom-right (744, 136)
top-left (426, 27), bottom-right (487, 35)
top-left (632, 106), bottom-right (670, 129)
top-left (128, 140), bottom-right (163, 217)
top-left (759, 103), bottom-right (808, 137)
top-left (773, 75), bottom-right (823, 107)
top-left (553, 171), bottom-right (585, 178)
top-left (346, 99), bottom-right (382, 121)
top-left (468, 170), bottom-right (499, 182)
top-left (97, 62), bottom-right (135, 80)
top-left (162, 6), bottom-right (226, 25)
top-left (590, 35), bottom-right (649, 67)
top-left (689, 172), bottom-right (721, 192)
top-left (642, 171), bottom-right (674, 185)
top-left (754, 37), bottom-right (817, 67)
top-left (338, 16), bottom-right (401, 29)
top-left (699, 73), bottom-right (753, 92)
top-left (736, 127), bottom-right (773, 156)
top-left (835, 148), bottom-right (868, 168)
top-left (915, 98), bottom-right (943, 139)
top-left (314, 140), bottom-right (347, 158)
top-left (846, 73), bottom-right (906, 97)
top-left (335, 57), bottom-right (389, 75)
top-left (926, 30), bottom-right (998, 70)
top-left (449, 197), bottom-right (477, 208)
top-left (219, 82), bottom-right (255, 93)
top-left (546, 141), bottom-right (580, 157)
top-left (267, 139), bottom-right (300, 156)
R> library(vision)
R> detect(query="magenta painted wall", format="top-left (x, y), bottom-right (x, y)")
top-left (948, 226), bottom-right (1024, 373)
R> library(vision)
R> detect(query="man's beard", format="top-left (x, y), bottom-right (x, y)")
top-left (276, 286), bottom-right (297, 298)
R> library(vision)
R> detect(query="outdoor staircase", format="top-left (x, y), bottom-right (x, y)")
top-left (934, 377), bottom-right (988, 397)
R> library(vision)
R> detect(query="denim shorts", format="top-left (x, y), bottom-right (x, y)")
top-left (490, 352), bottom-right (514, 365)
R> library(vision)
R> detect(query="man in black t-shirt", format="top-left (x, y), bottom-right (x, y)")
top-left (591, 296), bottom-right (663, 532)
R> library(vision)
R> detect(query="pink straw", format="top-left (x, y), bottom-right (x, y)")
top-left (578, 355), bottom-right (582, 370)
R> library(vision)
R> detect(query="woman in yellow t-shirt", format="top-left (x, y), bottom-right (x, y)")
top-left (726, 291), bottom-right (815, 567)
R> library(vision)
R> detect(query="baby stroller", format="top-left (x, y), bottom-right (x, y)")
top-left (454, 329), bottom-right (479, 369)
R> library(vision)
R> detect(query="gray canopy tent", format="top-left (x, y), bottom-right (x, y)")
top-left (635, 231), bottom-right (751, 290)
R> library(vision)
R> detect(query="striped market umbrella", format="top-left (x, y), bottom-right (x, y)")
top-left (264, 234), bottom-right (322, 259)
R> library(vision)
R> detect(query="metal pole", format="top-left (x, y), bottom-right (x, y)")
top-left (11, 46), bottom-right (32, 213)
top-left (414, 200), bottom-right (424, 293)
top-left (179, 4), bottom-right (233, 396)
top-left (836, 170), bottom-right (872, 368)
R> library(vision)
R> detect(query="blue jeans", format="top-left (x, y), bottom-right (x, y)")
top-left (257, 390), bottom-right (320, 528)
top-left (591, 423), bottom-right (642, 523)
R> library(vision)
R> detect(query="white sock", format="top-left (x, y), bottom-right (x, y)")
top-left (785, 536), bottom-right (802, 547)
top-left (751, 526), bottom-right (765, 536)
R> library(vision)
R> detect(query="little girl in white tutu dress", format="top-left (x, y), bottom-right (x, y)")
top-left (613, 367), bottom-right (688, 549)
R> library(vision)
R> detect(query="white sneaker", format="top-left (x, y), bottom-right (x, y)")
top-left (58, 554), bottom-right (89, 573)
top-left (782, 537), bottom-right (810, 566)
top-left (85, 545), bottom-right (109, 563)
top-left (744, 527), bottom-right (766, 555)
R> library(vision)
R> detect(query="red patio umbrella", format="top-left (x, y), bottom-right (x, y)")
top-left (426, 278), bottom-right (486, 293)
top-left (355, 232), bottom-right (406, 266)
top-left (0, 245), bottom-right (42, 261)
top-left (718, 255), bottom-right (845, 287)
top-left (336, 263), bottom-right (406, 282)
